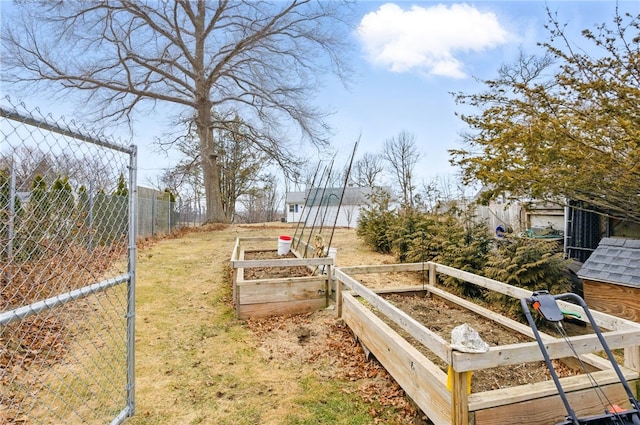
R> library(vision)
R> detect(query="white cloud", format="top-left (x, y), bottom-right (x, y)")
top-left (357, 3), bottom-right (510, 78)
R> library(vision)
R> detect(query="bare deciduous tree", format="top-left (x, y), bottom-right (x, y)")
top-left (157, 112), bottom-right (271, 221)
top-left (2, 1), bottom-right (353, 223)
top-left (237, 173), bottom-right (281, 223)
top-left (350, 152), bottom-right (383, 187)
top-left (216, 116), bottom-right (270, 220)
top-left (157, 133), bottom-right (205, 216)
top-left (1, 146), bottom-right (116, 193)
top-left (382, 130), bottom-right (421, 208)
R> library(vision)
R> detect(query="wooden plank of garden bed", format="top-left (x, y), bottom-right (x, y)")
top-left (627, 346), bottom-right (640, 370)
top-left (231, 257), bottom-right (332, 268)
top-left (342, 292), bottom-right (452, 425)
top-left (338, 264), bottom-right (638, 371)
top-left (238, 276), bottom-right (327, 304)
top-left (338, 263), bottom-right (427, 274)
top-left (335, 268), bottom-right (451, 363)
top-left (340, 262), bottom-right (640, 333)
top-left (468, 367), bottom-right (639, 411)
top-left (418, 283), bottom-right (639, 372)
top-left (237, 298), bottom-right (326, 319)
top-left (231, 237), bottom-right (241, 262)
top-left (292, 237), bottom-right (318, 259)
top-left (470, 372), bottom-right (637, 424)
top-left (293, 237), bottom-right (311, 255)
top-left (234, 237), bottom-right (281, 253)
top-left (237, 236), bottom-right (278, 242)
top-left (434, 263), bottom-right (640, 331)
top-left (236, 275), bottom-right (323, 286)
top-left (374, 284), bottom-right (537, 337)
top-left (234, 247), bottom-right (246, 318)
top-left (453, 329), bottom-right (640, 372)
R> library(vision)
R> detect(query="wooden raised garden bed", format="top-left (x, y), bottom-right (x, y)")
top-left (230, 236), bottom-right (334, 319)
top-left (334, 262), bottom-right (640, 425)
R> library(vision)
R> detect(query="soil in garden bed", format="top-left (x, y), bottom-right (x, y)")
top-left (243, 250), bottom-right (315, 280)
top-left (380, 293), bottom-right (582, 393)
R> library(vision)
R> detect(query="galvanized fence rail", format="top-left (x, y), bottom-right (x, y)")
top-left (1, 98), bottom-right (136, 424)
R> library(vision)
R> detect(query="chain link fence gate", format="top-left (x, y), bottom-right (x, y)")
top-left (1, 98), bottom-right (136, 424)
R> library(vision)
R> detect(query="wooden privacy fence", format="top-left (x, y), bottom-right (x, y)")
top-left (230, 236), bottom-right (334, 319)
top-left (334, 262), bottom-right (640, 425)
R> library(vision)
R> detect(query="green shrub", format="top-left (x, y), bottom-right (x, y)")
top-left (356, 195), bottom-right (571, 318)
top-left (387, 208), bottom-right (431, 262)
top-left (427, 215), bottom-right (492, 298)
top-left (356, 188), bottom-right (395, 254)
top-left (484, 237), bottom-right (572, 321)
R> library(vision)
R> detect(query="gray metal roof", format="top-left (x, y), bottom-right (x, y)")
top-left (286, 186), bottom-right (392, 207)
top-left (577, 237), bottom-right (640, 288)
top-left (285, 191), bottom-right (306, 204)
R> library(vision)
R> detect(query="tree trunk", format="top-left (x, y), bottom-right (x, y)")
top-left (193, 2), bottom-right (225, 224)
top-left (197, 107), bottom-right (226, 223)
top-left (202, 152), bottom-right (226, 223)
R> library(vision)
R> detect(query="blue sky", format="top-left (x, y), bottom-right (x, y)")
top-left (321, 1), bottom-right (640, 186)
top-left (2, 1), bottom-right (639, 189)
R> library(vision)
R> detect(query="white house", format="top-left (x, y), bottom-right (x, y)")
top-left (285, 190), bottom-right (306, 223)
top-left (285, 186), bottom-right (391, 228)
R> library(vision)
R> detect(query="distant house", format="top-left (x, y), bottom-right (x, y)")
top-left (285, 190), bottom-right (306, 223)
top-left (475, 199), bottom-right (565, 238)
top-left (577, 237), bottom-right (640, 322)
top-left (285, 186), bottom-right (391, 228)
top-left (473, 187), bottom-right (640, 262)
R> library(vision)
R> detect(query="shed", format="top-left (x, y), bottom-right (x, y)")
top-left (577, 237), bottom-right (640, 322)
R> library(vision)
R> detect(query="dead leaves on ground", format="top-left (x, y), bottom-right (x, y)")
top-left (246, 312), bottom-right (427, 424)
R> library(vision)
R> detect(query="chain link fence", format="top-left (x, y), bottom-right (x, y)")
top-left (1, 98), bottom-right (136, 424)
top-left (136, 190), bottom-right (205, 236)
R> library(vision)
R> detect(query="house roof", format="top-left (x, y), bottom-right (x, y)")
top-left (577, 237), bottom-right (640, 288)
top-left (285, 191), bottom-right (306, 204)
top-left (285, 186), bottom-right (391, 207)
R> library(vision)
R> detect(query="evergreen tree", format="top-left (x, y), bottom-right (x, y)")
top-left (414, 212), bottom-right (492, 298)
top-left (76, 185), bottom-right (92, 245)
top-left (26, 174), bottom-right (50, 257)
top-left (484, 238), bottom-right (571, 321)
top-left (356, 187), bottom-right (395, 254)
top-left (389, 209), bottom-right (435, 263)
top-left (51, 175), bottom-right (75, 239)
top-left (113, 173), bottom-right (128, 197)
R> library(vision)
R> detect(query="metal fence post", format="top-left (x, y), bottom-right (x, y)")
top-left (89, 180), bottom-right (95, 249)
top-left (126, 145), bottom-right (137, 419)
top-left (151, 193), bottom-right (156, 236)
top-left (7, 159), bottom-right (16, 265)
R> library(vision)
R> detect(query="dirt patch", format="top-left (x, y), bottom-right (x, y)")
top-left (243, 250), bottom-right (313, 280)
top-left (381, 293), bottom-right (579, 393)
top-left (246, 309), bottom-right (429, 424)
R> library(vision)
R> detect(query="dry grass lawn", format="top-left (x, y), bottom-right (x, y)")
top-left (127, 223), bottom-right (427, 425)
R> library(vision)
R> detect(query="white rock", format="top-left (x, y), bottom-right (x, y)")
top-left (450, 323), bottom-right (489, 353)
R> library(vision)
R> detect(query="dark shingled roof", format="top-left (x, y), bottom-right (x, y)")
top-left (577, 237), bottom-right (640, 288)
